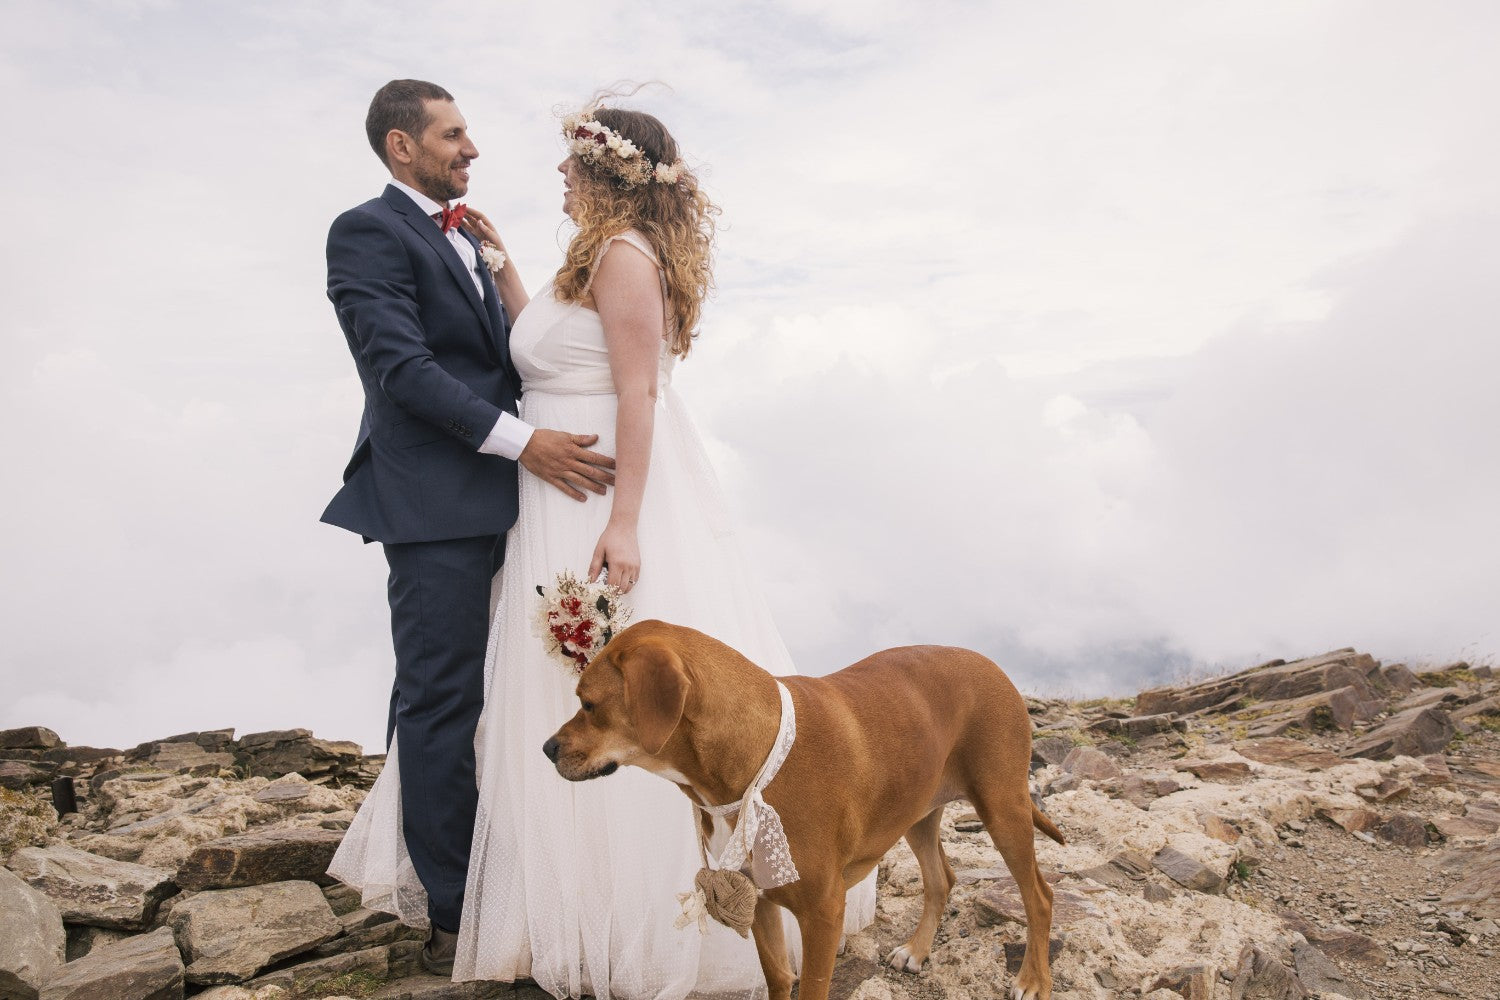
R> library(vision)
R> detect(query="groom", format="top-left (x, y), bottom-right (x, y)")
top-left (323, 79), bottom-right (613, 973)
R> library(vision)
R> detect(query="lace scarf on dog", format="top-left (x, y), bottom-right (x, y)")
top-left (676, 681), bottom-right (800, 936)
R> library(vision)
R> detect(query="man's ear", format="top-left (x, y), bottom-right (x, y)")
top-left (619, 639), bottom-right (689, 755)
top-left (386, 129), bottom-right (415, 166)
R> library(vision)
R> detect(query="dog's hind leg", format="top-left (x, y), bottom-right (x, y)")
top-left (887, 806), bottom-right (956, 974)
top-left (751, 896), bottom-right (795, 1000)
top-left (972, 788), bottom-right (1054, 1000)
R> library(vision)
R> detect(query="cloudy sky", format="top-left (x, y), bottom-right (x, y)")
top-left (2, 0), bottom-right (1496, 753)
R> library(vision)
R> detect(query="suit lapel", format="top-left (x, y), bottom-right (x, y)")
top-left (466, 229), bottom-right (513, 368)
top-left (382, 186), bottom-right (496, 344)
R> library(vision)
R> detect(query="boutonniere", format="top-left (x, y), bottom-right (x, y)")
top-left (479, 243), bottom-right (507, 275)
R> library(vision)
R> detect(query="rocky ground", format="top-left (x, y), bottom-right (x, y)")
top-left (2, 648), bottom-right (1498, 1000)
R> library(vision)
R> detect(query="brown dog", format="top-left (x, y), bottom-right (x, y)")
top-left (543, 620), bottom-right (1064, 1000)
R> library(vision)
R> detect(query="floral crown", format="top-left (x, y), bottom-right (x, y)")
top-left (561, 105), bottom-right (685, 188)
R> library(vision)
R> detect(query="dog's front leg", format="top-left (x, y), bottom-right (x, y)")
top-left (750, 896), bottom-right (794, 1000)
top-left (793, 890), bottom-right (846, 1000)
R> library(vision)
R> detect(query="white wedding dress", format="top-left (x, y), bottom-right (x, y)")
top-left (330, 231), bottom-right (876, 999)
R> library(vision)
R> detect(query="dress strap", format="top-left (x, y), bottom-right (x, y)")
top-left (581, 229), bottom-right (662, 295)
top-left (582, 229), bottom-right (676, 344)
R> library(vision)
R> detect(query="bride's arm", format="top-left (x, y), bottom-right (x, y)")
top-left (461, 208), bottom-right (530, 317)
top-left (586, 241), bottom-right (667, 595)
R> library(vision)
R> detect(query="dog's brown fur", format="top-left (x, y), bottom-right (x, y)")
top-left (544, 620), bottom-right (1063, 1000)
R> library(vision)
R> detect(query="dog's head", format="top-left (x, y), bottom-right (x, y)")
top-left (543, 621), bottom-right (690, 782)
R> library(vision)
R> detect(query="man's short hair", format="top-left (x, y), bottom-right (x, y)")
top-left (366, 79), bottom-right (455, 166)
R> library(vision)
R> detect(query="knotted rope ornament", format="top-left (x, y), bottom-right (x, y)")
top-left (690, 867), bottom-right (758, 937)
top-left (675, 682), bottom-right (801, 937)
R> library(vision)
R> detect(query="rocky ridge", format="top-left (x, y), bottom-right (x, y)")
top-left (1, 650), bottom-right (1498, 999)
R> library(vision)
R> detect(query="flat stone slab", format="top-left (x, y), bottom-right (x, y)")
top-left (1392, 686), bottom-right (1467, 712)
top-left (1431, 814), bottom-right (1499, 839)
top-left (1293, 939), bottom-right (1368, 999)
top-left (1153, 845), bottom-right (1226, 894)
top-left (240, 943), bottom-right (387, 993)
top-left (176, 827), bottom-right (345, 890)
top-left (8, 845), bottom-right (177, 930)
top-left (39, 926), bottom-right (184, 1000)
top-left (0, 865), bottom-right (65, 1000)
top-left (971, 873), bottom-right (1100, 927)
top-left (1174, 758), bottom-right (1252, 782)
top-left (369, 977), bottom-right (519, 998)
top-left (171, 879), bottom-right (341, 984)
top-left (1440, 853), bottom-right (1500, 919)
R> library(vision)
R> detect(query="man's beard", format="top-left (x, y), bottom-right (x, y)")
top-left (415, 157), bottom-right (465, 202)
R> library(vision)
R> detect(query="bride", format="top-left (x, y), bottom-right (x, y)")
top-left (331, 96), bottom-right (875, 998)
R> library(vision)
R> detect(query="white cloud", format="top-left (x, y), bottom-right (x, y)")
top-left (1, 1), bottom-right (1496, 749)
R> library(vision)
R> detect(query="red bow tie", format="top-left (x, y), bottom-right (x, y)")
top-left (433, 204), bottom-right (468, 233)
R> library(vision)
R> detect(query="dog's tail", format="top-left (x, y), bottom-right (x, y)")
top-left (1032, 803), bottom-right (1065, 845)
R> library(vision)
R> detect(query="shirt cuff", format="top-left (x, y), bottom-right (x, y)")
top-left (479, 411), bottom-right (535, 461)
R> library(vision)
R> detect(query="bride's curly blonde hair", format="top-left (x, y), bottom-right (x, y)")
top-left (553, 103), bottom-right (719, 357)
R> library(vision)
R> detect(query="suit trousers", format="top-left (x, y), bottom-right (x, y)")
top-left (382, 533), bottom-right (505, 932)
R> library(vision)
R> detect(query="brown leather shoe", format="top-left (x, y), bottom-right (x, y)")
top-left (421, 925), bottom-right (458, 977)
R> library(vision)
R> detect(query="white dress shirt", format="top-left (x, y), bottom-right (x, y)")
top-left (388, 178), bottom-right (534, 461)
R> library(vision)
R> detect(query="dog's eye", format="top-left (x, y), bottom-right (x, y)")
top-left (581, 700), bottom-right (595, 713)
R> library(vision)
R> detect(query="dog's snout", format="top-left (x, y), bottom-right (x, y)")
top-left (597, 761), bottom-right (618, 777)
top-left (542, 736), bottom-right (560, 763)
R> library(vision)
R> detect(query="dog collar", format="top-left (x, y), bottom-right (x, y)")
top-left (692, 680), bottom-right (801, 889)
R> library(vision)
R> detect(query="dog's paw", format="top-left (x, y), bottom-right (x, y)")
top-left (1009, 986), bottom-right (1042, 1000)
top-left (886, 945), bottom-right (926, 974)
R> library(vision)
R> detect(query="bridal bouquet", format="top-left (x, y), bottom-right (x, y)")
top-left (534, 570), bottom-right (633, 674)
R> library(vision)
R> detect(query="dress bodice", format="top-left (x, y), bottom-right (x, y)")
top-left (509, 230), bottom-right (676, 396)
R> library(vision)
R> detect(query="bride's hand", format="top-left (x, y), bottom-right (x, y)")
top-left (589, 521), bottom-right (640, 594)
top-left (461, 206), bottom-right (503, 247)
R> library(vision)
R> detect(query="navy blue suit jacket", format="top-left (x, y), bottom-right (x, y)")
top-left (322, 185), bottom-right (522, 544)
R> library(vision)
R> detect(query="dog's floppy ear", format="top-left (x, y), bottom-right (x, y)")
top-left (619, 638), bottom-right (689, 755)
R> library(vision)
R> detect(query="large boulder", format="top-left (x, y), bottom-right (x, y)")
top-left (176, 828), bottom-right (344, 891)
top-left (170, 879), bottom-right (341, 984)
top-left (39, 927), bottom-right (184, 1000)
top-left (0, 866), bottom-right (65, 1000)
top-left (0, 729), bottom-right (61, 752)
top-left (1227, 943), bottom-right (1302, 999)
top-left (234, 731), bottom-right (362, 782)
top-left (1344, 706), bottom-right (1456, 759)
top-left (1061, 746), bottom-right (1123, 781)
top-left (1234, 686), bottom-right (1385, 738)
top-left (1138, 649), bottom-right (1384, 717)
top-left (8, 846), bottom-right (177, 930)
top-left (0, 762), bottom-right (57, 792)
top-left (0, 789), bottom-right (57, 861)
